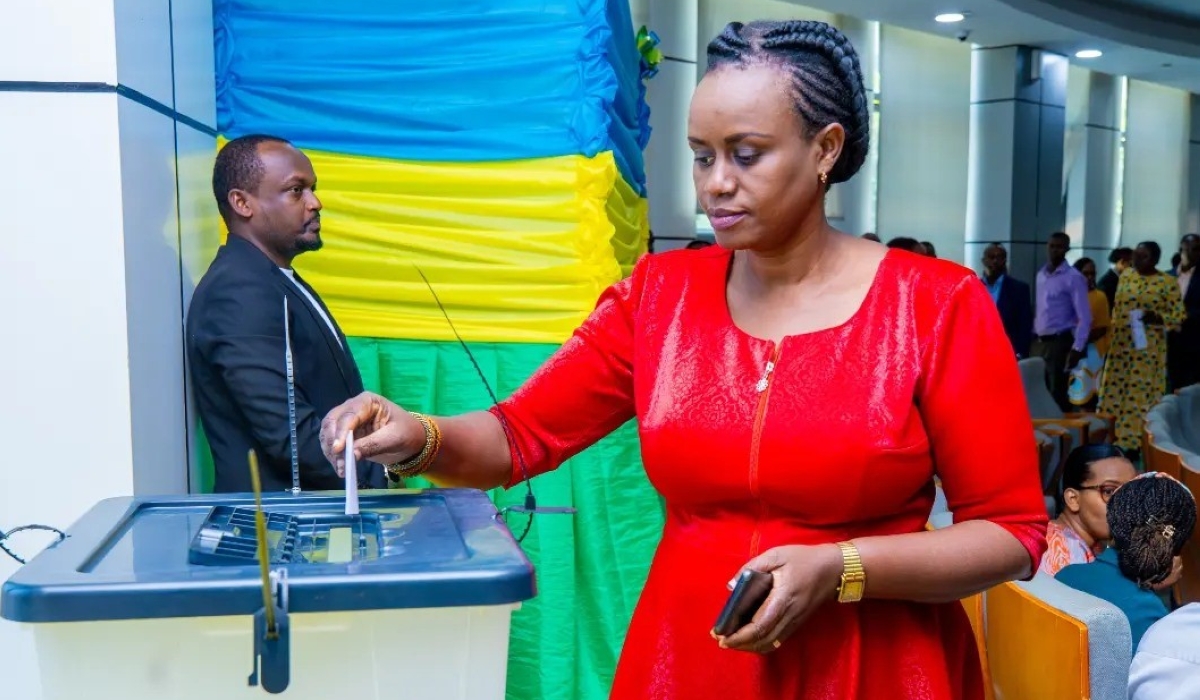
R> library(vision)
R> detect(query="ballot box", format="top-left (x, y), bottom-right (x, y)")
top-left (1, 489), bottom-right (535, 699)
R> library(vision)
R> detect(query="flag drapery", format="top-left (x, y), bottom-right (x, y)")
top-left (210, 2), bottom-right (663, 698)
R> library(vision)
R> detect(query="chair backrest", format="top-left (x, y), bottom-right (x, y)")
top-left (1150, 394), bottom-right (1200, 453)
top-left (1018, 357), bottom-right (1066, 420)
top-left (986, 575), bottom-right (1132, 700)
top-left (1177, 386), bottom-right (1200, 452)
top-left (1178, 465), bottom-right (1200, 604)
top-left (1144, 432), bottom-right (1185, 482)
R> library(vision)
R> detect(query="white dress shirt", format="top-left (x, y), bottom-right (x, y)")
top-left (1128, 603), bottom-right (1200, 699)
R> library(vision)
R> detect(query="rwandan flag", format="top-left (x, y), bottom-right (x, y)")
top-left (204, 2), bottom-right (664, 698)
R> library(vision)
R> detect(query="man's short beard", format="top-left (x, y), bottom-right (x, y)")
top-left (295, 235), bottom-right (323, 253)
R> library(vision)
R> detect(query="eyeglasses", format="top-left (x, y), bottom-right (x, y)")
top-left (1075, 484), bottom-right (1120, 502)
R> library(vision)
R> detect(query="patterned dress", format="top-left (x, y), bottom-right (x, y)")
top-left (1038, 520), bottom-right (1101, 576)
top-left (1098, 270), bottom-right (1185, 450)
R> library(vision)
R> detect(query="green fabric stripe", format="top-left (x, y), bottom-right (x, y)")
top-left (348, 337), bottom-right (663, 700)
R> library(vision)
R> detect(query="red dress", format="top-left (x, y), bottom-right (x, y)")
top-left (493, 246), bottom-right (1048, 699)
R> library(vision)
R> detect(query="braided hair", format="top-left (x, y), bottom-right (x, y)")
top-left (705, 20), bottom-right (870, 189)
top-left (1107, 474), bottom-right (1196, 589)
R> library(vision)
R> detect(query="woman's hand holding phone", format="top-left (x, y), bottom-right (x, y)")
top-left (712, 544), bottom-right (844, 654)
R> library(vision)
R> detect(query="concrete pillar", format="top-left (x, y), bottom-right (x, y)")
top-left (1065, 72), bottom-right (1124, 260)
top-left (832, 15), bottom-right (879, 237)
top-left (643, 0), bottom-right (699, 251)
top-left (1121, 80), bottom-right (1191, 255)
top-left (0, 2), bottom-right (216, 696)
top-left (966, 46), bottom-right (1068, 284)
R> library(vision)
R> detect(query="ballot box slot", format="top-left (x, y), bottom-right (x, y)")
top-left (188, 506), bottom-right (382, 566)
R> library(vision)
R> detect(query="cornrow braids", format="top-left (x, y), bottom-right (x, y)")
top-left (1107, 474), bottom-right (1196, 589)
top-left (705, 20), bottom-right (870, 188)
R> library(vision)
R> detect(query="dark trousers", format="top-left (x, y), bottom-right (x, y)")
top-left (1032, 331), bottom-right (1074, 412)
top-left (1168, 332), bottom-right (1200, 391)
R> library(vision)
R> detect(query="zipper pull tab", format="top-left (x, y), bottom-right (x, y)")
top-left (755, 359), bottom-right (775, 393)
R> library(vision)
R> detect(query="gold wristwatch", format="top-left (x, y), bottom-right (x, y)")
top-left (836, 541), bottom-right (866, 603)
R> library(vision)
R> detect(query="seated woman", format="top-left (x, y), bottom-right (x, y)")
top-left (1056, 473), bottom-right (1196, 650)
top-left (1039, 444), bottom-right (1134, 575)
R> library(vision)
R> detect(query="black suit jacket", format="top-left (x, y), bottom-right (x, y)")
top-left (1098, 268), bottom-right (1120, 311)
top-left (186, 235), bottom-right (386, 492)
top-left (1178, 270), bottom-right (1200, 345)
top-left (991, 275), bottom-right (1033, 358)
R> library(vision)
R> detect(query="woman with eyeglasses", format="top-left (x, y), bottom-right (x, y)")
top-left (1039, 444), bottom-right (1137, 576)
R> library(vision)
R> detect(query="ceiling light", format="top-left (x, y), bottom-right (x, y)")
top-left (935, 13), bottom-right (966, 23)
top-left (1075, 49), bottom-right (1103, 59)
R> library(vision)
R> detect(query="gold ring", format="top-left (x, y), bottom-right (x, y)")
top-left (772, 640), bottom-right (781, 649)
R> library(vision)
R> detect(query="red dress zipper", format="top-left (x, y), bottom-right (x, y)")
top-left (747, 343), bottom-right (781, 557)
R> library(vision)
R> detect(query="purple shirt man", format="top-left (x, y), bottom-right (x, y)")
top-left (1035, 263), bottom-right (1092, 352)
top-left (1035, 233), bottom-right (1092, 353)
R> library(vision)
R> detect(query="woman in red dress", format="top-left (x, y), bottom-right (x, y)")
top-left (321, 19), bottom-right (1047, 700)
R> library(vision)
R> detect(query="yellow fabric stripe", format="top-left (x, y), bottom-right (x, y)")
top-left (215, 144), bottom-right (648, 344)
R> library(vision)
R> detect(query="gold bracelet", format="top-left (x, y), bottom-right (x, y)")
top-left (385, 412), bottom-right (442, 479)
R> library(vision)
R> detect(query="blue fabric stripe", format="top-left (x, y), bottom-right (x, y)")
top-left (214, 0), bottom-right (648, 193)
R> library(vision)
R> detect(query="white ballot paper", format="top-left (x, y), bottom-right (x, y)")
top-left (344, 431), bottom-right (359, 516)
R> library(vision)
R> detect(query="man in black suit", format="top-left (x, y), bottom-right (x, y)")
top-left (1097, 247), bottom-right (1132, 311)
top-left (1168, 234), bottom-right (1200, 390)
top-left (981, 243), bottom-right (1033, 358)
top-left (187, 135), bottom-right (387, 492)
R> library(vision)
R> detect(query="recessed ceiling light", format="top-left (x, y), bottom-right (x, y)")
top-left (1075, 49), bottom-right (1103, 59)
top-left (935, 12), bottom-right (966, 23)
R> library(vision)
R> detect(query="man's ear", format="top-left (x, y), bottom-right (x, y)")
top-left (228, 189), bottom-right (253, 219)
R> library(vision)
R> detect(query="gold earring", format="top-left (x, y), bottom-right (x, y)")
top-left (819, 172), bottom-right (828, 186)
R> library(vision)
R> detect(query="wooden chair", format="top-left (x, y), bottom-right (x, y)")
top-left (987, 577), bottom-right (1131, 700)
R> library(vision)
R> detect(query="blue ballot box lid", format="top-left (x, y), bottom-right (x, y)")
top-left (1, 489), bottom-right (536, 623)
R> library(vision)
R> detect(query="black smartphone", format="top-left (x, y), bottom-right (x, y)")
top-left (712, 569), bottom-right (773, 637)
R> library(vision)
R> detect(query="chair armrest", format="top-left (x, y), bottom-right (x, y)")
top-left (1034, 417), bottom-right (1090, 443)
top-left (1035, 424), bottom-right (1070, 438)
top-left (1064, 412), bottom-right (1116, 426)
top-left (1035, 417), bottom-right (1089, 430)
top-left (1063, 413), bottom-right (1114, 444)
